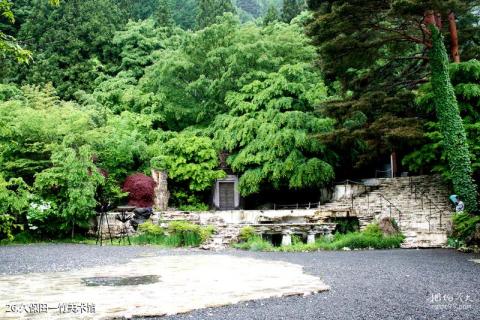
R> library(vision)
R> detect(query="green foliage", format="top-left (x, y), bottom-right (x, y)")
top-left (0, 0), bottom-right (31, 63)
top-left (0, 84), bottom-right (96, 182)
top-left (447, 237), bottom-right (465, 249)
top-left (88, 111), bottom-right (154, 181)
top-left (34, 145), bottom-right (104, 237)
top-left (151, 132), bottom-right (225, 191)
top-left (150, 132), bottom-right (225, 207)
top-left (281, 0), bottom-right (301, 23)
top-left (138, 220), bottom-right (164, 236)
top-left (196, 0), bottom-right (236, 29)
top-left (331, 218), bottom-right (359, 234)
top-left (4, 0), bottom-right (127, 99)
top-left (155, 0), bottom-right (174, 27)
top-left (428, 26), bottom-right (477, 212)
top-left (316, 231), bottom-right (404, 251)
top-left (235, 222), bottom-right (404, 251)
top-left (363, 222), bottom-right (383, 237)
top-left (306, 0), bottom-right (480, 178)
top-left (178, 203), bottom-right (209, 212)
top-left (142, 14), bottom-right (319, 130)
top-left (212, 63), bottom-right (335, 195)
top-left (234, 232), bottom-right (404, 252)
top-left (451, 212), bottom-right (480, 241)
top-left (306, 0), bottom-right (480, 94)
top-left (0, 3), bottom-right (348, 240)
top-left (170, 0), bottom-right (198, 30)
top-left (133, 220), bottom-right (165, 244)
top-left (167, 221), bottom-right (215, 246)
top-left (0, 175), bottom-right (29, 240)
top-left (238, 225), bottom-right (256, 241)
top-left (403, 59), bottom-right (480, 188)
top-left (234, 235), bottom-right (274, 251)
top-left (263, 4), bottom-right (279, 25)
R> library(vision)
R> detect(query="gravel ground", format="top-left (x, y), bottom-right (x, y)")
top-left (1, 244), bottom-right (479, 320)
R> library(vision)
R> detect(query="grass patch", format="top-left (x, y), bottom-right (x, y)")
top-left (130, 221), bottom-right (214, 247)
top-left (1, 221), bottom-right (215, 248)
top-left (0, 232), bottom-right (97, 245)
top-left (234, 236), bottom-right (274, 251)
top-left (234, 223), bottom-right (405, 252)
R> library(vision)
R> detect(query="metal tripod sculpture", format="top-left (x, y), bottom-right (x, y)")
top-left (96, 204), bottom-right (113, 246)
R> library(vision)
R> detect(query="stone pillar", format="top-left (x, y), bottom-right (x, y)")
top-left (307, 232), bottom-right (316, 244)
top-left (281, 229), bottom-right (292, 246)
top-left (152, 169), bottom-right (169, 210)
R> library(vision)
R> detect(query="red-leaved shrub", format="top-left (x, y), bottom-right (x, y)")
top-left (122, 173), bottom-right (156, 208)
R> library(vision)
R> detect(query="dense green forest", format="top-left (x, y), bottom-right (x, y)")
top-left (1, 0), bottom-right (479, 239)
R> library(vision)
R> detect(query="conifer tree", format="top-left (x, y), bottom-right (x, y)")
top-left (155, 0), bottom-right (174, 27)
top-left (196, 0), bottom-right (236, 29)
top-left (263, 5), bottom-right (280, 25)
top-left (281, 0), bottom-right (301, 23)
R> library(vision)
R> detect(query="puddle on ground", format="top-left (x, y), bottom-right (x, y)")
top-left (81, 275), bottom-right (160, 286)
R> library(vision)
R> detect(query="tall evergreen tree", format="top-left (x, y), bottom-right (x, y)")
top-left (281, 0), bottom-right (301, 23)
top-left (0, 0), bottom-right (60, 63)
top-left (1, 0), bottom-right (127, 99)
top-left (263, 4), bottom-right (280, 25)
top-left (196, 0), bottom-right (236, 30)
top-left (171, 0), bottom-right (198, 30)
top-left (306, 0), bottom-right (480, 178)
top-left (155, 0), bottom-right (174, 27)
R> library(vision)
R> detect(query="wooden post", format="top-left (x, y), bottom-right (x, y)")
top-left (152, 169), bottom-right (169, 210)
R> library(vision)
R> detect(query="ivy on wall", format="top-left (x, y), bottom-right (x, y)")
top-left (428, 25), bottom-right (478, 212)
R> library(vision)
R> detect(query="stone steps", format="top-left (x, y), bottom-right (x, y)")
top-left (316, 175), bottom-right (453, 248)
top-left (200, 225), bottom-right (241, 250)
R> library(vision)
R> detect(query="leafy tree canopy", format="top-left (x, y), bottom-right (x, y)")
top-left (141, 14), bottom-right (319, 130)
top-left (211, 63), bottom-right (335, 195)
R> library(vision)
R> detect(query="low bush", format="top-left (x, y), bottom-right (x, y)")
top-left (234, 222), bottom-right (404, 252)
top-left (363, 222), bottom-right (383, 237)
top-left (451, 212), bottom-right (480, 241)
top-left (447, 237), bottom-right (465, 249)
top-left (131, 220), bottom-right (215, 247)
top-left (316, 232), bottom-right (404, 250)
top-left (168, 221), bottom-right (214, 246)
top-left (178, 203), bottom-right (209, 212)
top-left (132, 221), bottom-right (165, 245)
top-left (122, 173), bottom-right (156, 208)
top-left (138, 221), bottom-right (164, 236)
top-left (233, 236), bottom-right (273, 252)
top-left (238, 226), bottom-right (256, 242)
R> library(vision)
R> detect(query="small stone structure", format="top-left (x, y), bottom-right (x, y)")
top-left (212, 175), bottom-right (241, 210)
top-left (247, 223), bottom-right (336, 247)
top-left (152, 169), bottom-right (169, 210)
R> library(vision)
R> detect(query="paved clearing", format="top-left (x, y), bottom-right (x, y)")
top-left (0, 245), bottom-right (479, 320)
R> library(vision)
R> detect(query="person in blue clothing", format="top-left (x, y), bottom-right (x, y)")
top-left (455, 196), bottom-right (465, 212)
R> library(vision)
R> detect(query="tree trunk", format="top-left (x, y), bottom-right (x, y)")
top-left (428, 25), bottom-right (477, 212)
top-left (423, 10), bottom-right (436, 28)
top-left (448, 11), bottom-right (460, 63)
top-left (434, 12), bottom-right (442, 29)
top-left (152, 169), bottom-right (169, 210)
